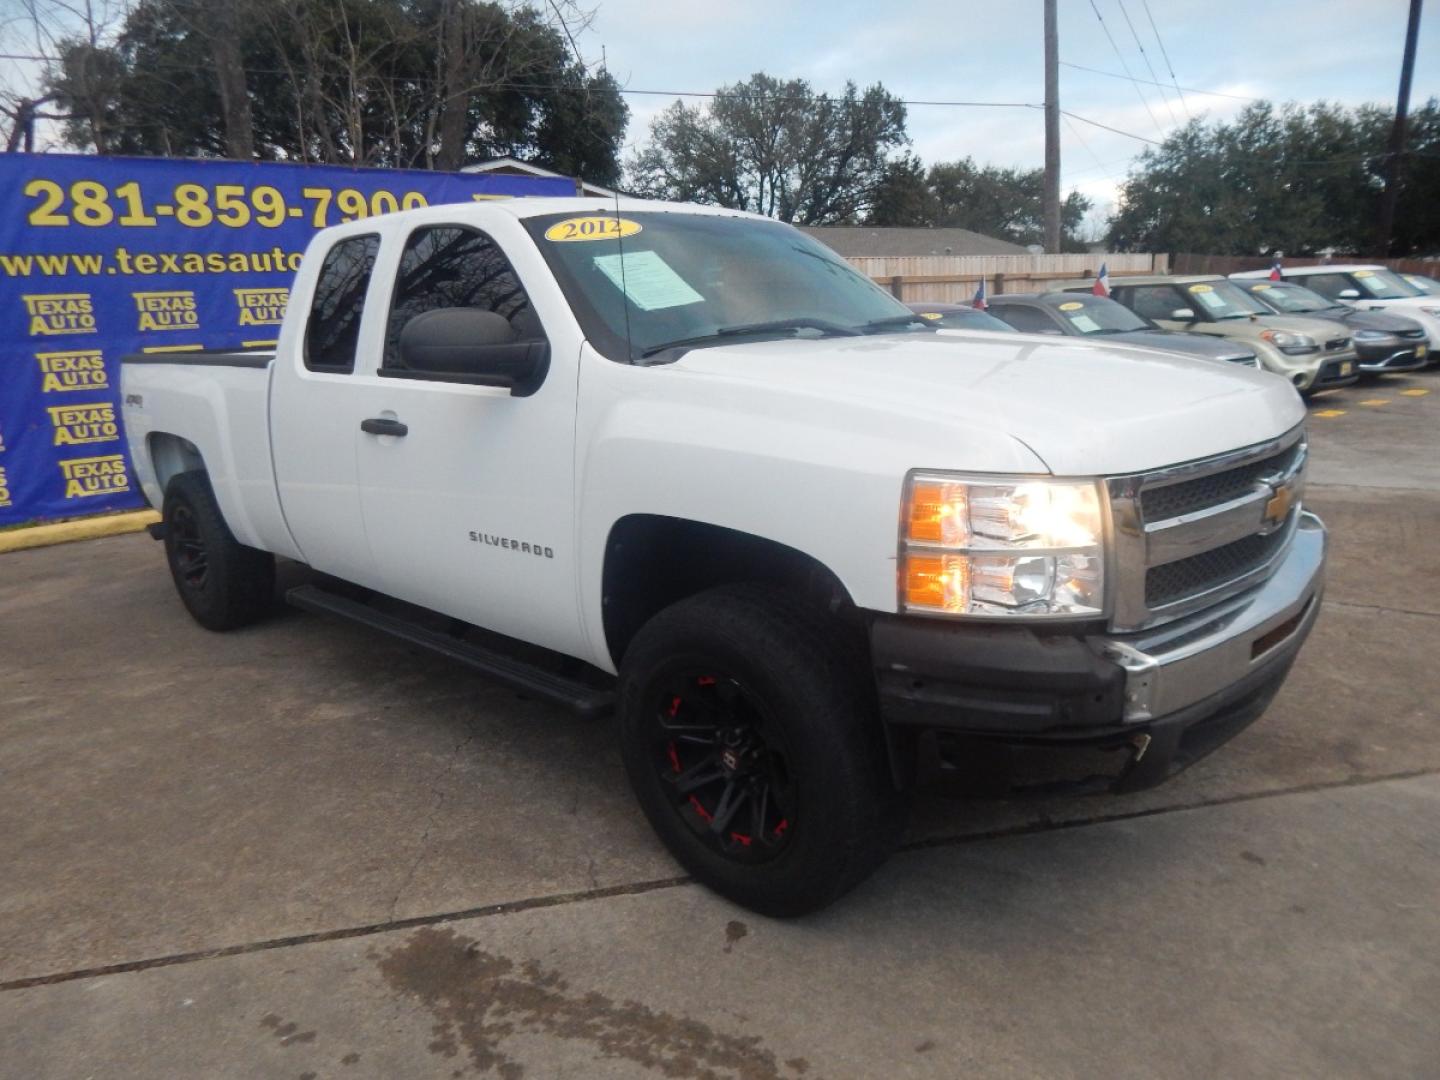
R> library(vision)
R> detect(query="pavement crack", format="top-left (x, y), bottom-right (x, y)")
top-left (1325, 599), bottom-right (1440, 620)
top-left (387, 721), bottom-right (479, 922)
top-left (5, 768), bottom-right (1437, 996)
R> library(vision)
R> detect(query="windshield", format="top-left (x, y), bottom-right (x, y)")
top-left (1183, 280), bottom-right (1268, 320)
top-left (1403, 274), bottom-right (1438, 295)
top-left (912, 307), bottom-right (1015, 332)
top-left (1047, 294), bottom-right (1150, 334)
top-left (524, 211), bottom-right (920, 361)
top-left (1351, 268), bottom-right (1423, 300)
top-left (1242, 281), bottom-right (1339, 314)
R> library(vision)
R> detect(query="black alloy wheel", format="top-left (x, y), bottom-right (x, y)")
top-left (652, 670), bottom-right (796, 862)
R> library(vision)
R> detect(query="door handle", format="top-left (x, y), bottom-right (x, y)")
top-left (360, 417), bottom-right (408, 437)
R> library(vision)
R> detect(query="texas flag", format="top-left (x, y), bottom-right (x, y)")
top-left (1092, 263), bottom-right (1111, 297)
top-left (972, 277), bottom-right (988, 310)
top-left (1269, 257), bottom-right (1283, 282)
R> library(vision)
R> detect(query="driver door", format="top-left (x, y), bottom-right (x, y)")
top-left (351, 221), bottom-right (587, 659)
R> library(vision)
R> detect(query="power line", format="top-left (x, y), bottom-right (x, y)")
top-left (1061, 60), bottom-right (1258, 103)
top-left (1141, 0), bottom-right (1190, 119)
top-left (1087, 0), bottom-right (1164, 136)
top-left (1059, 107), bottom-right (1162, 145)
top-left (1116, 0), bottom-right (1176, 124)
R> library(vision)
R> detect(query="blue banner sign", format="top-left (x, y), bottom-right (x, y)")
top-left (0, 153), bottom-right (570, 526)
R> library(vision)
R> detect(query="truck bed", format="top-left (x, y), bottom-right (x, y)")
top-left (121, 348), bottom-right (302, 560)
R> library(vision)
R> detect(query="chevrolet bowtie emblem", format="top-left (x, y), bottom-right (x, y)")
top-left (1263, 482), bottom-right (1294, 528)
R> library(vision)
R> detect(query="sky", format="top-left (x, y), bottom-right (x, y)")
top-left (2, 0), bottom-right (1435, 228)
top-left (585, 0), bottom-right (1438, 228)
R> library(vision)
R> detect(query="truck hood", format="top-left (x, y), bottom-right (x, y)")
top-left (669, 331), bottom-right (1304, 476)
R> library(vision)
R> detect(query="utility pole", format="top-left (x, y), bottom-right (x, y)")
top-left (1043, 0), bottom-right (1062, 253)
top-left (1375, 0), bottom-right (1423, 256)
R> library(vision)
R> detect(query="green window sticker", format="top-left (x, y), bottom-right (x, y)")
top-left (592, 250), bottom-right (705, 311)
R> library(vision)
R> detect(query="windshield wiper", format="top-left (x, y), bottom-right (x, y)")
top-left (639, 318), bottom-right (860, 359)
top-left (855, 314), bottom-right (931, 333)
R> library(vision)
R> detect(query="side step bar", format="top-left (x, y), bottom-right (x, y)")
top-left (286, 584), bottom-right (615, 718)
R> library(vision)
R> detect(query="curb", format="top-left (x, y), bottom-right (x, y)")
top-left (0, 510), bottom-right (161, 554)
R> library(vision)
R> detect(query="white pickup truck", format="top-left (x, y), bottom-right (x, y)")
top-left (122, 198), bottom-right (1326, 915)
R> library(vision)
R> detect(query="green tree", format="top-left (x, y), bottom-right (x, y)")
top-left (868, 156), bottom-right (1092, 251)
top-left (1106, 99), bottom-right (1440, 257)
top-left (47, 0), bottom-right (628, 179)
top-left (627, 73), bottom-right (909, 225)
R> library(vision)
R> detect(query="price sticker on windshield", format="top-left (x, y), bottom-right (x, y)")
top-left (543, 216), bottom-right (642, 242)
top-left (1251, 283), bottom-right (1272, 290)
top-left (1188, 283), bottom-right (1214, 293)
top-left (917, 312), bottom-right (943, 320)
top-left (1354, 270), bottom-right (1374, 278)
top-left (1058, 301), bottom-right (1084, 311)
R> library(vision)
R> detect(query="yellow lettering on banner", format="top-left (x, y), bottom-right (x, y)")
top-left (233, 287), bottom-right (289, 327)
top-left (0, 464), bottom-right (11, 508)
top-left (48, 402), bottom-right (119, 446)
top-left (59, 453), bottom-right (129, 499)
top-left (22, 293), bottom-right (97, 336)
top-left (132, 290), bottom-right (200, 333)
top-left (36, 349), bottom-right (108, 393)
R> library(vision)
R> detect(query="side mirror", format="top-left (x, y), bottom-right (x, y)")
top-left (1170, 307), bottom-right (1198, 321)
top-left (393, 308), bottom-right (549, 397)
top-left (1337, 288), bottom-right (1361, 300)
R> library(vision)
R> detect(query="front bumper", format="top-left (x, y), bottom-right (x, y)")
top-left (872, 512), bottom-right (1327, 794)
top-left (1356, 340), bottom-right (1428, 373)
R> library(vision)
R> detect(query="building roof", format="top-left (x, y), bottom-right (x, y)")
top-left (796, 225), bottom-right (1029, 258)
top-left (459, 156), bottom-right (616, 199)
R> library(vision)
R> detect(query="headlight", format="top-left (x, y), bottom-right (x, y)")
top-left (1421, 306), bottom-right (1440, 317)
top-left (900, 474), bottom-right (1106, 618)
top-left (1352, 329), bottom-right (1387, 340)
top-left (1260, 329), bottom-right (1318, 354)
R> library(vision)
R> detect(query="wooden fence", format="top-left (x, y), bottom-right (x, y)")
top-left (1170, 253), bottom-right (1439, 277)
top-left (846, 252), bottom-right (1169, 303)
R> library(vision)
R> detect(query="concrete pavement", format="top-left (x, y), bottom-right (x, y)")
top-left (2, 375), bottom-right (1438, 1077)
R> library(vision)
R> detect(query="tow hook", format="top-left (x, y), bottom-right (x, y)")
top-left (1130, 733), bottom-right (1152, 763)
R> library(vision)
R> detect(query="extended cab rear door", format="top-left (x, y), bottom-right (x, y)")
top-left (349, 214), bottom-right (588, 660)
top-left (270, 232), bottom-right (384, 586)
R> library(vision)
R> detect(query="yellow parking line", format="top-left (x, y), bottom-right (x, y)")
top-left (1312, 409), bottom-right (1346, 418)
top-left (1358, 399), bottom-right (1390, 406)
top-left (1400, 388), bottom-right (1429, 397)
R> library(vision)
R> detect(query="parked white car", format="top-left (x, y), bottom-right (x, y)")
top-left (1233, 264), bottom-right (1440, 350)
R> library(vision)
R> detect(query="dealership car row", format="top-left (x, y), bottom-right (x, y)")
top-left (911, 263), bottom-right (1437, 396)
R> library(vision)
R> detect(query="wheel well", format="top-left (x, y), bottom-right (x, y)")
top-left (601, 515), bottom-right (857, 667)
top-left (147, 432), bottom-right (204, 493)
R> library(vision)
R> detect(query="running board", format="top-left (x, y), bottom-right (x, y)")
top-left (285, 584), bottom-right (615, 718)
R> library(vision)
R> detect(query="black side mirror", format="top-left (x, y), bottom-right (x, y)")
top-left (393, 308), bottom-right (549, 397)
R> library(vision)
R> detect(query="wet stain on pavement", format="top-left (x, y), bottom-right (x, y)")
top-left (377, 926), bottom-right (811, 1079)
top-left (1240, 850), bottom-right (1268, 867)
top-left (260, 1012), bottom-right (318, 1047)
top-left (723, 921), bottom-right (748, 954)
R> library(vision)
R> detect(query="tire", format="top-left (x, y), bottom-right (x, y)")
top-left (162, 471), bottom-right (275, 631)
top-left (618, 585), bottom-right (905, 917)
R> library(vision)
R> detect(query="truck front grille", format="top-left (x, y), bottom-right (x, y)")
top-left (1140, 442), bottom-right (1301, 521)
top-left (1145, 528), bottom-right (1291, 608)
top-left (1108, 427), bottom-right (1306, 631)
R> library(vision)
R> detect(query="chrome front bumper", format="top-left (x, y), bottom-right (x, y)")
top-left (1092, 511), bottom-right (1326, 722)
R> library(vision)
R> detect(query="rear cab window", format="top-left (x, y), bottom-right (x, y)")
top-left (304, 234), bottom-right (380, 373)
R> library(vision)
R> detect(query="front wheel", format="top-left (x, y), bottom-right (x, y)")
top-left (162, 471), bottom-right (275, 631)
top-left (618, 586), bottom-right (904, 917)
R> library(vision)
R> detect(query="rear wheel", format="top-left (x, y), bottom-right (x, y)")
top-left (162, 471), bottom-right (274, 631)
top-left (618, 585), bottom-right (904, 916)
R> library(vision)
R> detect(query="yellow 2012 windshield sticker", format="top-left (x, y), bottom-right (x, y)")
top-left (1058, 301), bottom-right (1084, 310)
top-left (543, 216), bottom-right (642, 242)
